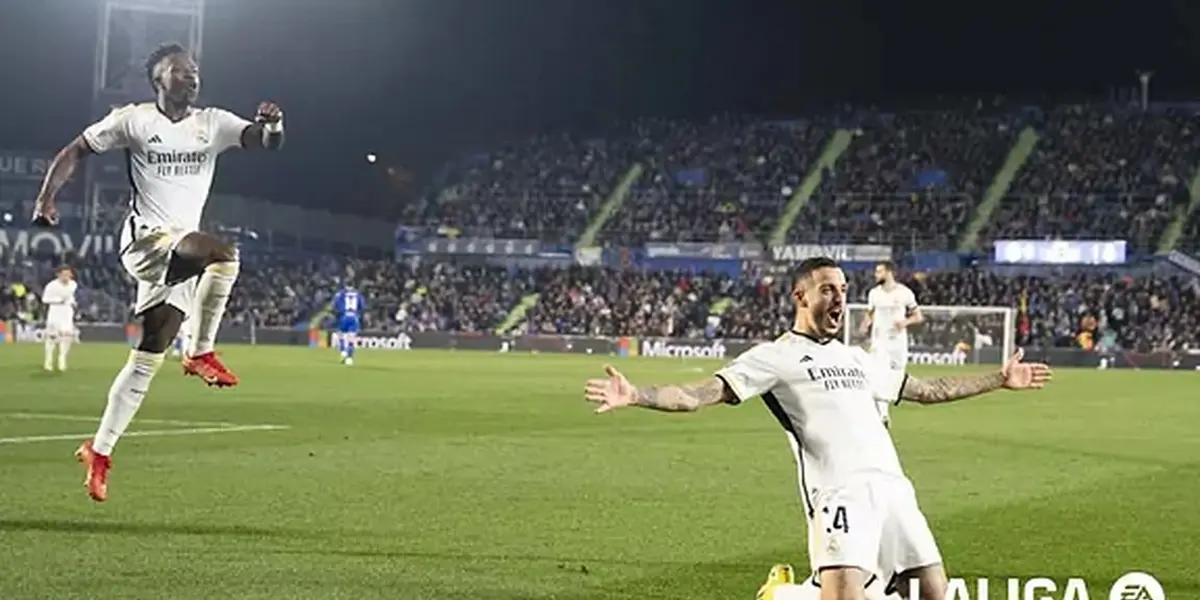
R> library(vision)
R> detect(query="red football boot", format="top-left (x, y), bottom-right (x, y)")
top-left (74, 440), bottom-right (111, 502)
top-left (182, 352), bottom-right (239, 388)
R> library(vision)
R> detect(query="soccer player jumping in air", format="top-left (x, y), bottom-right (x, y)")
top-left (584, 257), bottom-right (1052, 600)
top-left (31, 43), bottom-right (285, 502)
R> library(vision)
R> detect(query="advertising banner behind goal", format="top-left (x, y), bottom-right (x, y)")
top-left (843, 304), bottom-right (1015, 365)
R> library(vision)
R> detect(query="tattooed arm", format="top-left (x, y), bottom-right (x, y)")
top-left (898, 349), bottom-right (1053, 405)
top-left (630, 377), bottom-right (739, 412)
top-left (585, 362), bottom-right (768, 414)
top-left (899, 371), bottom-right (1007, 404)
top-left (585, 345), bottom-right (783, 415)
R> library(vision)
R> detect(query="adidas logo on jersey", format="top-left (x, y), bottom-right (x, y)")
top-left (147, 135), bottom-right (163, 144)
top-left (798, 355), bottom-right (813, 363)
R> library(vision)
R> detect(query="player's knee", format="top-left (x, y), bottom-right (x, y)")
top-left (818, 567), bottom-right (870, 600)
top-left (892, 565), bottom-right (946, 600)
top-left (210, 242), bottom-right (239, 265)
top-left (137, 305), bottom-right (185, 354)
top-left (205, 253), bottom-right (240, 277)
top-left (175, 232), bottom-right (238, 266)
top-left (137, 330), bottom-right (174, 354)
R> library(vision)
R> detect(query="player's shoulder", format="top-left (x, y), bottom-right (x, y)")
top-left (763, 331), bottom-right (851, 357)
top-left (127, 102), bottom-right (163, 117)
top-left (94, 103), bottom-right (149, 125)
top-left (194, 105), bottom-right (248, 123)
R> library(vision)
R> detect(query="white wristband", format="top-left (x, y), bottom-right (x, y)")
top-left (264, 118), bottom-right (283, 134)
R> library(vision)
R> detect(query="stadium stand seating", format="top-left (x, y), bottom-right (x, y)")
top-left (402, 105), bottom-right (1200, 253)
top-left (4, 258), bottom-right (1198, 352)
top-left (5, 103), bottom-right (1200, 354)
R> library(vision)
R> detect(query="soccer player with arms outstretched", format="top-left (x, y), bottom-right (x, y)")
top-left (40, 265), bottom-right (78, 372)
top-left (31, 43), bottom-right (285, 502)
top-left (584, 257), bottom-right (1052, 600)
top-left (858, 261), bottom-right (922, 428)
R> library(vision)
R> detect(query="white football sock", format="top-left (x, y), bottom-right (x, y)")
top-left (92, 350), bottom-right (165, 456)
top-left (58, 333), bottom-right (73, 370)
top-left (187, 260), bottom-right (240, 356)
top-left (43, 337), bottom-right (55, 370)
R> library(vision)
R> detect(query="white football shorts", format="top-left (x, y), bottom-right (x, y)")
top-left (44, 318), bottom-right (76, 337)
top-left (807, 475), bottom-right (942, 585)
top-left (869, 342), bottom-right (909, 372)
top-left (119, 215), bottom-right (197, 317)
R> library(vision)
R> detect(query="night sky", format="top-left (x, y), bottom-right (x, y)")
top-left (1, 0), bottom-right (1197, 213)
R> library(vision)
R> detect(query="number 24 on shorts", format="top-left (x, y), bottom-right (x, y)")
top-left (824, 505), bottom-right (849, 533)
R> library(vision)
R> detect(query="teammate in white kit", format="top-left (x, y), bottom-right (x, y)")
top-left (40, 265), bottom-right (78, 372)
top-left (858, 261), bottom-right (922, 428)
top-left (31, 43), bottom-right (285, 502)
top-left (583, 257), bottom-right (1052, 600)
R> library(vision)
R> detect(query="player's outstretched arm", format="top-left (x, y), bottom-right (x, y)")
top-left (584, 365), bottom-right (735, 413)
top-left (33, 136), bottom-right (93, 225)
top-left (900, 348), bottom-right (1052, 404)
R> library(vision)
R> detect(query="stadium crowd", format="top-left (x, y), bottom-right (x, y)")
top-left (393, 103), bottom-right (1200, 253)
top-left (4, 102), bottom-right (1200, 355)
top-left (4, 253), bottom-right (1198, 354)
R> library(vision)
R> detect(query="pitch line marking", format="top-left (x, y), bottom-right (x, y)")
top-left (0, 424), bottom-right (290, 446)
top-left (2, 412), bottom-right (240, 427)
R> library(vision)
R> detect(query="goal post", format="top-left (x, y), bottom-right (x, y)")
top-left (843, 304), bottom-right (1016, 366)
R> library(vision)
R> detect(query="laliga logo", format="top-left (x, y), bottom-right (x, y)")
top-left (920, 572), bottom-right (1164, 600)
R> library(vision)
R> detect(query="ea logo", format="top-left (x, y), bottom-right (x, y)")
top-left (1109, 572), bottom-right (1165, 600)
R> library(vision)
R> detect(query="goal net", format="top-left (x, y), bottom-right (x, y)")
top-left (843, 304), bottom-right (1016, 366)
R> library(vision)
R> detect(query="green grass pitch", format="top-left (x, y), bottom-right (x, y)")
top-left (0, 344), bottom-right (1197, 599)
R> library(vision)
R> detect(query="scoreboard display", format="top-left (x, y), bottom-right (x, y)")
top-left (993, 240), bottom-right (1127, 265)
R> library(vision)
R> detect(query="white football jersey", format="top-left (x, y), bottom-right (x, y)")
top-left (715, 332), bottom-right (908, 512)
top-left (82, 103), bottom-right (252, 231)
top-left (867, 283), bottom-right (918, 348)
top-left (42, 279), bottom-right (78, 323)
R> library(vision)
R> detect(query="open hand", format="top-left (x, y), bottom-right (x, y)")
top-left (584, 364), bottom-right (636, 414)
top-left (1001, 348), bottom-right (1053, 390)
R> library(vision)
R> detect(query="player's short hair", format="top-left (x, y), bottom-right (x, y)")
top-left (795, 256), bottom-right (840, 281)
top-left (55, 264), bottom-right (72, 274)
top-left (877, 260), bottom-right (896, 273)
top-left (145, 43), bottom-right (188, 90)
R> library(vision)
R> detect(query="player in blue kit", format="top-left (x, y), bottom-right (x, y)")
top-left (331, 284), bottom-right (365, 365)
